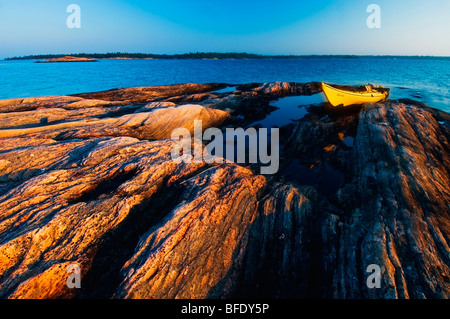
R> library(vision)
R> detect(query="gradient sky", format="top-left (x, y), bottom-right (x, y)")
top-left (0, 0), bottom-right (449, 58)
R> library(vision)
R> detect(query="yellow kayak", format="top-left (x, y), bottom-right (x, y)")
top-left (321, 82), bottom-right (389, 107)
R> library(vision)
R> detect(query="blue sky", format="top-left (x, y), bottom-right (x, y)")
top-left (0, 0), bottom-right (449, 58)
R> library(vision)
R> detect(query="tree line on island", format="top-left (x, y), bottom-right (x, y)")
top-left (5, 52), bottom-right (449, 61)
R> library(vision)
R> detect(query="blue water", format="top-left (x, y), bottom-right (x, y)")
top-left (211, 86), bottom-right (238, 94)
top-left (253, 94), bottom-right (325, 127)
top-left (0, 58), bottom-right (449, 112)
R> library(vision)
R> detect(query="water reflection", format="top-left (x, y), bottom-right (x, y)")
top-left (251, 94), bottom-right (326, 128)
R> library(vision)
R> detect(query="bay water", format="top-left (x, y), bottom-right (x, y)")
top-left (0, 57), bottom-right (448, 112)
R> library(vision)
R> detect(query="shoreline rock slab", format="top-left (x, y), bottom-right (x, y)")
top-left (0, 137), bottom-right (208, 298)
top-left (0, 104), bottom-right (229, 140)
top-left (115, 165), bottom-right (266, 299)
top-left (334, 101), bottom-right (450, 298)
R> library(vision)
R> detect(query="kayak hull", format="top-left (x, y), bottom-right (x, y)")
top-left (321, 82), bottom-right (389, 107)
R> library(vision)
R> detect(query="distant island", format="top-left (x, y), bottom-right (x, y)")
top-left (35, 56), bottom-right (98, 63)
top-left (7, 52), bottom-right (268, 61)
top-left (4, 52), bottom-right (450, 61)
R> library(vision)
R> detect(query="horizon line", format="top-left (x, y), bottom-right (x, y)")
top-left (4, 52), bottom-right (450, 60)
